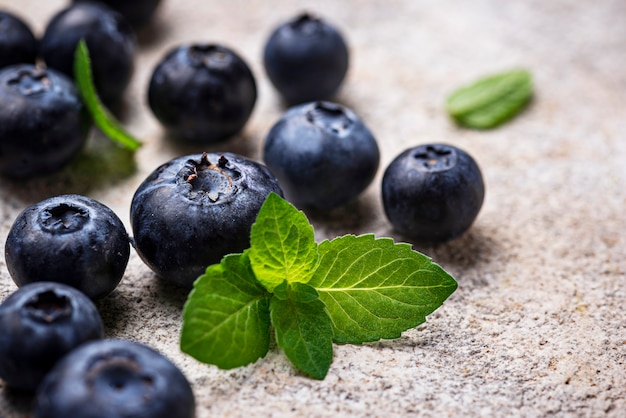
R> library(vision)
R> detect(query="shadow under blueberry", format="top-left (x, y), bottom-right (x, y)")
top-left (302, 192), bottom-right (382, 237)
top-left (275, 90), bottom-right (355, 114)
top-left (94, 291), bottom-right (135, 336)
top-left (152, 276), bottom-right (193, 312)
top-left (0, 384), bottom-right (35, 416)
top-left (0, 131), bottom-right (137, 203)
top-left (104, 96), bottom-right (134, 123)
top-left (401, 224), bottom-right (499, 289)
top-left (134, 13), bottom-right (172, 48)
top-left (158, 131), bottom-right (260, 161)
top-left (354, 318), bottom-right (455, 354)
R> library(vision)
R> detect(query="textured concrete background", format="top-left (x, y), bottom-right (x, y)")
top-left (0, 0), bottom-right (625, 417)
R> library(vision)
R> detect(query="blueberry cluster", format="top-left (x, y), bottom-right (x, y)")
top-left (0, 282), bottom-right (104, 391)
top-left (0, 283), bottom-right (195, 417)
top-left (0, 3), bottom-right (199, 414)
top-left (0, 195), bottom-right (195, 416)
top-left (0, 2), bottom-right (138, 179)
top-left (0, 2), bottom-right (487, 413)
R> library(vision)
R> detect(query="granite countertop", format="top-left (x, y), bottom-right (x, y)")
top-left (0, 0), bottom-right (625, 417)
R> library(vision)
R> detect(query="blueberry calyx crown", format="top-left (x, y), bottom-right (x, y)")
top-left (179, 152), bottom-right (241, 203)
top-left (38, 203), bottom-right (89, 234)
top-left (188, 45), bottom-right (233, 70)
top-left (6, 68), bottom-right (50, 96)
top-left (306, 101), bottom-right (353, 136)
top-left (87, 352), bottom-right (154, 391)
top-left (290, 12), bottom-right (323, 35)
top-left (25, 290), bottom-right (72, 324)
top-left (413, 144), bottom-right (458, 172)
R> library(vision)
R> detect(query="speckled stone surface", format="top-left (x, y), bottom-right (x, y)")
top-left (0, 1), bottom-right (625, 417)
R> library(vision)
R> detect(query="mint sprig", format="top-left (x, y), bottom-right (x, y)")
top-left (73, 39), bottom-right (142, 151)
top-left (446, 68), bottom-right (533, 129)
top-left (181, 193), bottom-right (457, 379)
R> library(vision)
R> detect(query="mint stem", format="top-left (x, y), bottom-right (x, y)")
top-left (73, 39), bottom-right (142, 152)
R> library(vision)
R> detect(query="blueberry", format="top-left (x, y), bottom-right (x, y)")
top-left (0, 282), bottom-right (103, 391)
top-left (382, 143), bottom-right (485, 243)
top-left (0, 10), bottom-right (37, 69)
top-left (148, 44), bottom-right (257, 144)
top-left (33, 339), bottom-right (195, 418)
top-left (131, 152), bottom-right (283, 288)
top-left (263, 101), bottom-right (379, 210)
top-left (5, 194), bottom-right (131, 300)
top-left (72, 0), bottom-right (162, 29)
top-left (40, 2), bottom-right (136, 106)
top-left (0, 64), bottom-right (90, 178)
top-left (263, 12), bottom-right (349, 105)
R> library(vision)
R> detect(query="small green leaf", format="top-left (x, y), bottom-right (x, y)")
top-left (180, 251), bottom-right (271, 369)
top-left (73, 39), bottom-right (142, 151)
top-left (446, 68), bottom-right (533, 129)
top-left (308, 234), bottom-right (458, 344)
top-left (270, 293), bottom-right (334, 380)
top-left (249, 193), bottom-right (318, 292)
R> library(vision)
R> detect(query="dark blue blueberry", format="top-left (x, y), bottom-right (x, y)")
top-left (40, 1), bottom-right (136, 106)
top-left (0, 64), bottom-right (90, 178)
top-left (263, 101), bottom-right (379, 210)
top-left (73, 0), bottom-right (162, 29)
top-left (0, 10), bottom-right (37, 69)
top-left (382, 143), bottom-right (485, 243)
top-left (263, 12), bottom-right (349, 105)
top-left (5, 194), bottom-right (131, 300)
top-left (33, 339), bottom-right (195, 418)
top-left (148, 44), bottom-right (257, 144)
top-left (130, 152), bottom-right (283, 288)
top-left (0, 282), bottom-right (103, 391)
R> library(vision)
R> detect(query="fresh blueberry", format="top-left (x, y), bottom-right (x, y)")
top-left (5, 194), bottom-right (131, 300)
top-left (382, 143), bottom-right (485, 243)
top-left (0, 10), bottom-right (38, 69)
top-left (263, 12), bottom-right (349, 105)
top-left (40, 1), bottom-right (136, 106)
top-left (0, 282), bottom-right (103, 391)
top-left (148, 44), bottom-right (257, 144)
top-left (33, 339), bottom-right (195, 418)
top-left (263, 101), bottom-right (379, 210)
top-left (131, 152), bottom-right (283, 288)
top-left (72, 0), bottom-right (162, 29)
top-left (0, 64), bottom-right (90, 178)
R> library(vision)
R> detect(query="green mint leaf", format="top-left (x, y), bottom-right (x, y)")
top-left (307, 234), bottom-right (458, 344)
top-left (249, 192), bottom-right (318, 292)
top-left (446, 68), bottom-right (533, 129)
top-left (180, 251), bottom-right (271, 369)
top-left (270, 292), bottom-right (333, 380)
top-left (73, 39), bottom-right (142, 151)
